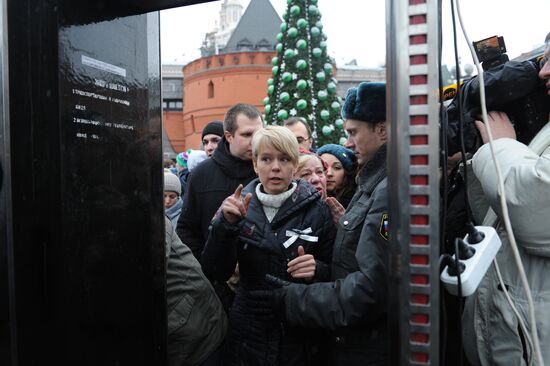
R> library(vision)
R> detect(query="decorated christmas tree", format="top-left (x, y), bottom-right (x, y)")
top-left (263, 0), bottom-right (345, 146)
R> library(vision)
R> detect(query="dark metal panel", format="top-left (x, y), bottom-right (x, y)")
top-left (6, 0), bottom-right (164, 364)
top-left (60, 0), bottom-right (218, 23)
top-left (55, 12), bottom-right (165, 365)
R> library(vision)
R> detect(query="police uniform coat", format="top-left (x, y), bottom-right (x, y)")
top-left (280, 145), bottom-right (391, 366)
top-left (463, 121), bottom-right (550, 366)
top-left (201, 178), bottom-right (336, 366)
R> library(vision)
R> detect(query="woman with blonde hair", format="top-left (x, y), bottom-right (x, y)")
top-left (202, 125), bottom-right (336, 366)
top-left (294, 152), bottom-right (328, 199)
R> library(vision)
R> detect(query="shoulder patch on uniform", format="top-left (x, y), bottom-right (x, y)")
top-left (379, 213), bottom-right (389, 241)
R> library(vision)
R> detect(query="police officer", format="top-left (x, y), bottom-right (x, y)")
top-left (249, 82), bottom-right (391, 366)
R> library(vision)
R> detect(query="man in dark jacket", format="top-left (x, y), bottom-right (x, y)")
top-left (176, 104), bottom-right (263, 310)
top-left (176, 104), bottom-right (263, 261)
top-left (251, 82), bottom-right (391, 366)
top-left (165, 217), bottom-right (227, 366)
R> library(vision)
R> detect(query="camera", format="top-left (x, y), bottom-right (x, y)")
top-left (444, 35), bottom-right (550, 156)
top-left (473, 35), bottom-right (509, 71)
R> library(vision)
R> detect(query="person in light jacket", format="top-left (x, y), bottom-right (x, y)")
top-left (462, 33), bottom-right (550, 366)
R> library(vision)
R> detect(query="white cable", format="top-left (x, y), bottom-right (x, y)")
top-left (454, 1), bottom-right (544, 365)
top-left (494, 258), bottom-right (534, 366)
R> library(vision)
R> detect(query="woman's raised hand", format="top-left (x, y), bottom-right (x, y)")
top-left (326, 196), bottom-right (345, 225)
top-left (222, 184), bottom-right (252, 224)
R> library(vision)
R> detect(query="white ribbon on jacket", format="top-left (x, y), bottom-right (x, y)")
top-left (282, 227), bottom-right (318, 248)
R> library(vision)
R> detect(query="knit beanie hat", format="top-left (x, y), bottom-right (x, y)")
top-left (317, 144), bottom-right (356, 172)
top-left (342, 82), bottom-right (386, 123)
top-left (164, 172), bottom-right (182, 195)
top-left (176, 151), bottom-right (188, 168)
top-left (201, 120), bottom-right (224, 140)
top-left (187, 150), bottom-right (208, 172)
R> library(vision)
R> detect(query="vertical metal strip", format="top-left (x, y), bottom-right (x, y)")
top-left (388, 0), bottom-right (440, 364)
top-left (1, 0), bottom-right (17, 363)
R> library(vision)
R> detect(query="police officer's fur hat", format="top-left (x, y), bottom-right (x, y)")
top-left (341, 82), bottom-right (386, 124)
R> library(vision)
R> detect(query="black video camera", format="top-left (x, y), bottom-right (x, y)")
top-left (444, 35), bottom-right (550, 156)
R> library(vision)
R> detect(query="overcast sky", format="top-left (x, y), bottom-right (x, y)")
top-left (160, 0), bottom-right (549, 68)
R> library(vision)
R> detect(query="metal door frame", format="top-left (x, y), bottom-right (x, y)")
top-left (387, 0), bottom-right (441, 364)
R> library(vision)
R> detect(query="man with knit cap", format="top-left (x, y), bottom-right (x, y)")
top-left (164, 171), bottom-right (183, 228)
top-left (177, 104), bottom-right (263, 311)
top-left (249, 82), bottom-right (391, 365)
top-left (201, 120), bottom-right (224, 157)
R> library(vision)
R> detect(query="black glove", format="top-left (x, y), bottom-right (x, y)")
top-left (265, 274), bottom-right (291, 288)
top-left (245, 274), bottom-right (290, 321)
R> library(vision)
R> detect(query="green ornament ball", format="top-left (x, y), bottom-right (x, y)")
top-left (320, 110), bottom-right (330, 121)
top-left (311, 27), bottom-right (321, 37)
top-left (265, 104), bottom-right (271, 114)
top-left (308, 5), bottom-right (318, 15)
top-left (280, 92), bottom-right (290, 102)
top-left (318, 90), bottom-right (328, 101)
top-left (276, 33), bottom-right (283, 42)
top-left (272, 66), bottom-right (279, 76)
top-left (339, 137), bottom-right (347, 145)
top-left (296, 39), bottom-right (307, 50)
top-left (297, 18), bottom-right (307, 29)
top-left (324, 63), bottom-right (333, 75)
top-left (335, 119), bottom-right (344, 129)
top-left (287, 27), bottom-right (298, 38)
top-left (296, 79), bottom-right (308, 90)
top-left (327, 81), bottom-right (337, 93)
top-left (322, 125), bottom-right (332, 136)
top-left (282, 72), bottom-right (292, 83)
top-left (284, 49), bottom-right (295, 60)
top-left (296, 99), bottom-right (307, 110)
top-left (310, 0), bottom-right (318, 4)
top-left (267, 85), bottom-right (274, 95)
top-left (331, 101), bottom-right (341, 111)
top-left (286, 0), bottom-right (292, 4)
top-left (316, 21), bottom-right (323, 29)
top-left (296, 59), bottom-right (307, 70)
top-left (278, 109), bottom-right (289, 120)
top-left (267, 78), bottom-right (274, 86)
top-left (263, 97), bottom-right (270, 106)
top-left (290, 5), bottom-right (301, 16)
top-left (320, 41), bottom-right (327, 50)
top-left (322, 33), bottom-right (328, 41)
top-left (312, 48), bottom-right (322, 58)
top-left (280, 22), bottom-right (287, 32)
top-left (271, 57), bottom-right (279, 66)
top-left (316, 71), bottom-right (326, 82)
top-left (283, 11), bottom-right (289, 21)
top-left (276, 43), bottom-right (283, 53)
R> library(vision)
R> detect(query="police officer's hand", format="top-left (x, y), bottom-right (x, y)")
top-left (221, 184), bottom-right (252, 224)
top-left (245, 275), bottom-right (290, 321)
top-left (475, 111), bottom-right (516, 143)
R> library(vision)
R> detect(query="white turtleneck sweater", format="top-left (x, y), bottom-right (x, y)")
top-left (255, 182), bottom-right (297, 222)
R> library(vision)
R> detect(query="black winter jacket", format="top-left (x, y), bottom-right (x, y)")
top-left (176, 138), bottom-right (257, 261)
top-left (202, 178), bottom-right (336, 366)
top-left (281, 145), bottom-right (391, 366)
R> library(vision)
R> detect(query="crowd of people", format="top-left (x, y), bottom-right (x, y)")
top-left (160, 31), bottom-right (550, 366)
